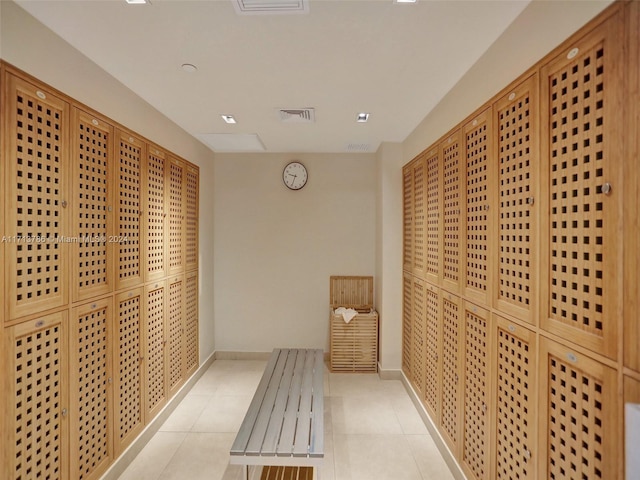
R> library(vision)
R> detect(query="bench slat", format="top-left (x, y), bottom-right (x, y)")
top-left (293, 350), bottom-right (315, 457)
top-left (230, 349), bottom-right (284, 456)
top-left (309, 349), bottom-right (324, 457)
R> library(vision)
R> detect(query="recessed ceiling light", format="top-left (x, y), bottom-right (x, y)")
top-left (356, 113), bottom-right (370, 123)
top-left (125, 0), bottom-right (149, 4)
top-left (181, 63), bottom-right (198, 73)
top-left (221, 115), bottom-right (237, 124)
top-left (394, 0), bottom-right (417, 3)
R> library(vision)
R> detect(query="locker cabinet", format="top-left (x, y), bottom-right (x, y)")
top-left (184, 271), bottom-right (199, 378)
top-left (144, 280), bottom-right (167, 420)
top-left (440, 292), bottom-right (462, 456)
top-left (185, 165), bottom-right (199, 272)
top-left (402, 163), bottom-right (414, 273)
top-left (402, 271), bottom-right (413, 378)
top-left (425, 147), bottom-right (442, 286)
top-left (167, 157), bottom-right (185, 277)
top-left (423, 282), bottom-right (441, 422)
top-left (144, 145), bottom-right (167, 282)
top-left (441, 130), bottom-right (463, 293)
top-left (411, 277), bottom-right (427, 396)
top-left (167, 275), bottom-right (185, 398)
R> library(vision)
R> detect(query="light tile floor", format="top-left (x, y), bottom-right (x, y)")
top-left (118, 360), bottom-right (455, 480)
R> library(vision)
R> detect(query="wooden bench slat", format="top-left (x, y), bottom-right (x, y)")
top-left (245, 349), bottom-right (291, 455)
top-left (230, 349), bottom-right (284, 455)
top-left (277, 349), bottom-right (307, 456)
top-left (309, 349), bottom-right (324, 457)
top-left (293, 350), bottom-right (315, 456)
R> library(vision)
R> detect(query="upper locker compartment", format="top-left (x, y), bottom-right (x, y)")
top-left (540, 7), bottom-right (624, 359)
top-left (2, 70), bottom-right (71, 322)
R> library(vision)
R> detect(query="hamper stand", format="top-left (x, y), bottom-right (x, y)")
top-left (329, 276), bottom-right (379, 372)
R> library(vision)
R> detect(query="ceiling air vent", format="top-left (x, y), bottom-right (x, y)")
top-left (278, 108), bottom-right (315, 123)
top-left (233, 0), bottom-right (309, 15)
top-left (345, 143), bottom-right (371, 152)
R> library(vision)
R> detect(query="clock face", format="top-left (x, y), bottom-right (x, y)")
top-left (283, 161), bottom-right (308, 190)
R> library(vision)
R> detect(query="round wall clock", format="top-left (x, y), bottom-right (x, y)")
top-left (282, 161), bottom-right (308, 190)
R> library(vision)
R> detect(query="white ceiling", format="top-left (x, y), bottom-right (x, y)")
top-left (15, 0), bottom-right (530, 153)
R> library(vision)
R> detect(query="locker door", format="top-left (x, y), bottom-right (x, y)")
top-left (402, 271), bottom-right (413, 378)
top-left (115, 130), bottom-right (143, 291)
top-left (441, 131), bottom-right (463, 293)
top-left (143, 145), bottom-right (167, 282)
top-left (166, 157), bottom-right (185, 277)
top-left (3, 73), bottom-right (70, 321)
top-left (411, 277), bottom-right (427, 396)
top-left (440, 292), bottom-right (462, 456)
top-left (144, 280), bottom-right (167, 420)
top-left (167, 275), bottom-right (185, 397)
top-left (4, 312), bottom-right (69, 480)
top-left (184, 271), bottom-right (199, 379)
top-left (114, 287), bottom-right (144, 454)
top-left (423, 283), bottom-right (441, 422)
top-left (412, 156), bottom-right (427, 278)
top-left (71, 108), bottom-right (114, 302)
top-left (185, 165), bottom-right (199, 272)
top-left (70, 299), bottom-right (113, 480)
top-left (402, 164), bottom-right (414, 273)
top-left (425, 147), bottom-right (442, 285)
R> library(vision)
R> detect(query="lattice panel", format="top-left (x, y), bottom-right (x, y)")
top-left (6, 76), bottom-right (68, 319)
top-left (547, 354), bottom-right (606, 479)
top-left (463, 307), bottom-right (488, 480)
top-left (185, 167), bottom-right (199, 271)
top-left (403, 166), bottom-right (414, 271)
top-left (184, 272), bottom-right (199, 376)
top-left (73, 301), bottom-right (111, 480)
top-left (442, 135), bottom-right (461, 289)
top-left (424, 286), bottom-right (440, 417)
top-left (117, 134), bottom-right (141, 287)
top-left (402, 273), bottom-right (413, 375)
top-left (497, 86), bottom-right (534, 315)
top-left (413, 160), bottom-right (426, 275)
top-left (548, 40), bottom-right (611, 342)
top-left (496, 322), bottom-right (534, 480)
top-left (167, 278), bottom-right (184, 393)
top-left (411, 278), bottom-right (426, 394)
top-left (426, 149), bottom-right (441, 280)
top-left (10, 314), bottom-right (66, 480)
top-left (465, 115), bottom-right (490, 296)
top-left (73, 111), bottom-right (111, 300)
top-left (145, 149), bottom-right (166, 279)
top-left (116, 292), bottom-right (142, 447)
top-left (441, 295), bottom-right (460, 447)
top-left (167, 160), bottom-right (184, 274)
top-left (145, 284), bottom-right (166, 417)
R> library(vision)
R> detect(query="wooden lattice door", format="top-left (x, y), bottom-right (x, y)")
top-left (143, 145), bottom-right (167, 282)
top-left (114, 288), bottom-right (144, 454)
top-left (462, 303), bottom-right (490, 480)
top-left (166, 158), bottom-right (185, 276)
top-left (440, 292), bottom-right (462, 455)
top-left (4, 312), bottom-right (69, 480)
top-left (167, 275), bottom-right (185, 397)
top-left (402, 271), bottom-right (413, 378)
top-left (538, 338), bottom-right (618, 479)
top-left (70, 299), bottom-right (113, 480)
top-left (71, 108), bottom-right (114, 302)
top-left (423, 283), bottom-right (441, 421)
top-left (115, 129), bottom-right (143, 291)
top-left (494, 315), bottom-right (536, 480)
top-left (425, 147), bottom-right (442, 285)
top-left (411, 277), bottom-right (427, 396)
top-left (441, 130), bottom-right (462, 293)
top-left (184, 271), bottom-right (199, 378)
top-left (464, 109), bottom-right (492, 306)
top-left (412, 156), bottom-right (427, 277)
top-left (3, 72), bottom-right (70, 321)
top-left (540, 11), bottom-right (623, 359)
top-left (403, 163), bottom-right (414, 272)
top-left (144, 281), bottom-right (167, 420)
top-left (185, 166), bottom-right (199, 272)
top-left (493, 75), bottom-right (537, 324)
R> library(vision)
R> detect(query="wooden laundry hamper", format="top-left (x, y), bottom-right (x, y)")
top-left (329, 276), bottom-right (378, 372)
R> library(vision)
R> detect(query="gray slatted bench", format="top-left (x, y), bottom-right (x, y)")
top-left (230, 348), bottom-right (324, 480)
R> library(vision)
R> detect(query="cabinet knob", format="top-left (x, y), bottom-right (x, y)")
top-left (61, 408), bottom-right (68, 418)
top-left (61, 200), bottom-right (68, 208)
top-left (526, 197), bottom-right (535, 206)
top-left (523, 449), bottom-right (532, 462)
top-left (600, 182), bottom-right (612, 195)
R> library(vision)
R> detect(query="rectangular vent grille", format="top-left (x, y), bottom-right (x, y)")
top-left (346, 143), bottom-right (371, 152)
top-left (234, 0), bottom-right (309, 15)
top-left (278, 108), bottom-right (315, 123)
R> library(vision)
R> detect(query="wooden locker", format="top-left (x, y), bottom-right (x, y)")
top-left (2, 71), bottom-right (70, 322)
top-left (71, 107), bottom-right (114, 302)
top-left (402, 271), bottom-right (413, 378)
top-left (185, 165), bottom-right (199, 272)
top-left (493, 75), bottom-right (538, 325)
top-left (115, 129), bottom-right (144, 291)
top-left (402, 163), bottom-right (414, 273)
top-left (143, 144), bottom-right (167, 282)
top-left (441, 130), bottom-right (463, 294)
top-left (166, 157), bottom-right (185, 277)
top-left (144, 280), bottom-right (168, 420)
top-left (167, 275), bottom-right (185, 398)
top-left (537, 337), bottom-right (618, 479)
top-left (411, 277), bottom-right (427, 396)
top-left (440, 291), bottom-right (463, 456)
top-left (540, 10), bottom-right (624, 359)
top-left (493, 316), bottom-right (536, 480)
top-left (70, 298), bottom-right (113, 480)
top-left (424, 146), bottom-right (442, 285)
top-left (462, 302), bottom-right (491, 480)
top-left (464, 108), bottom-right (493, 306)
top-left (114, 287), bottom-right (144, 455)
top-left (423, 282), bottom-right (441, 422)
top-left (412, 155), bottom-right (427, 278)
top-left (184, 271), bottom-right (199, 378)
top-left (625, 374), bottom-right (640, 480)
top-left (3, 311), bottom-right (69, 480)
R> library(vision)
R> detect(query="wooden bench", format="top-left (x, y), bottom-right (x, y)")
top-left (230, 348), bottom-right (324, 480)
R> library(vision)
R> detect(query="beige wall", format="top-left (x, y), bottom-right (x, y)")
top-left (213, 153), bottom-right (376, 352)
top-left (0, 0), bottom-right (217, 361)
